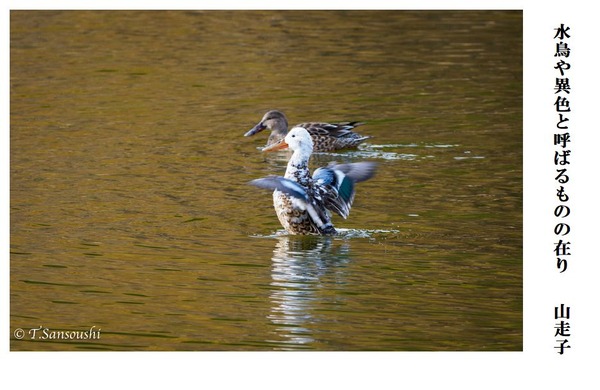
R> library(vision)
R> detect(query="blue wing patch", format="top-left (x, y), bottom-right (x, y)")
top-left (313, 162), bottom-right (377, 219)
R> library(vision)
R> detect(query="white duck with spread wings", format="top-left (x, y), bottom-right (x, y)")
top-left (249, 127), bottom-right (376, 235)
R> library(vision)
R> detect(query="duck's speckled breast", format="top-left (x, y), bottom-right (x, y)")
top-left (273, 190), bottom-right (320, 235)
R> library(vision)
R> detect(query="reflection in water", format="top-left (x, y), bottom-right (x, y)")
top-left (268, 236), bottom-right (350, 350)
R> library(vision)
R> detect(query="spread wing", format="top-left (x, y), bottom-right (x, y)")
top-left (248, 176), bottom-right (330, 229)
top-left (249, 176), bottom-right (308, 202)
top-left (312, 162), bottom-right (377, 219)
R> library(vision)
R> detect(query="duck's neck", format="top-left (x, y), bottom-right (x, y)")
top-left (285, 147), bottom-right (312, 185)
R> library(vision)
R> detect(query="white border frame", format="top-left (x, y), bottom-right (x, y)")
top-left (3, 1), bottom-right (598, 388)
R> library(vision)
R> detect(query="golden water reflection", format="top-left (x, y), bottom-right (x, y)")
top-left (11, 10), bottom-right (522, 350)
top-left (269, 236), bottom-right (351, 349)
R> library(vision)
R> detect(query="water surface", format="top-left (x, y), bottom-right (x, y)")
top-left (11, 10), bottom-right (522, 350)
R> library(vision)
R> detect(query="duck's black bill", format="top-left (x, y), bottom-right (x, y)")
top-left (244, 122), bottom-right (266, 137)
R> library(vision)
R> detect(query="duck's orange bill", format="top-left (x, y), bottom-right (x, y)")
top-left (262, 140), bottom-right (289, 152)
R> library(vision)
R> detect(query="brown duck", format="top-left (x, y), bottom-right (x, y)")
top-left (245, 110), bottom-right (371, 152)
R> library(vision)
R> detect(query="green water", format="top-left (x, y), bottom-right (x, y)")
top-left (10, 10), bottom-right (522, 350)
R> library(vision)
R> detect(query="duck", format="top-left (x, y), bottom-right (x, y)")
top-left (244, 110), bottom-right (371, 152)
top-left (249, 127), bottom-right (376, 235)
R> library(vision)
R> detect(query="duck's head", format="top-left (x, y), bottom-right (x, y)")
top-left (263, 126), bottom-right (313, 154)
top-left (244, 110), bottom-right (288, 137)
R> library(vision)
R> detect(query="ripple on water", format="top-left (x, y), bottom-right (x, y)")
top-left (317, 144), bottom-right (417, 161)
top-left (250, 228), bottom-right (399, 240)
top-left (312, 142), bottom-right (465, 161)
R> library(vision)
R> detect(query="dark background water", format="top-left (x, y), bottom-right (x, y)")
top-left (11, 10), bottom-right (522, 350)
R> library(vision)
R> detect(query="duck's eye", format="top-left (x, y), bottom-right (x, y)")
top-left (292, 134), bottom-right (296, 137)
